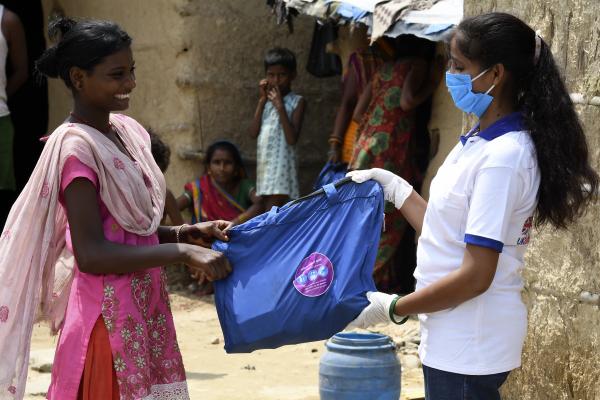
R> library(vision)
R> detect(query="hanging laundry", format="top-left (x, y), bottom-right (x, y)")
top-left (371, 0), bottom-right (440, 42)
top-left (334, 0), bottom-right (387, 12)
top-left (285, 0), bottom-right (335, 20)
top-left (267, 0), bottom-right (299, 32)
top-left (213, 179), bottom-right (383, 353)
top-left (307, 21), bottom-right (343, 78)
top-left (336, 3), bottom-right (369, 20)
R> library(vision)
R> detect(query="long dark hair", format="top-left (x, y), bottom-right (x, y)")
top-left (204, 141), bottom-right (247, 180)
top-left (455, 12), bottom-right (598, 229)
top-left (35, 17), bottom-right (132, 88)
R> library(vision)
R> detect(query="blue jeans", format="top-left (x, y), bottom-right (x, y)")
top-left (423, 365), bottom-right (510, 400)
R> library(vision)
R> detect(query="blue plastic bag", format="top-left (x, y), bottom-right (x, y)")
top-left (213, 178), bottom-right (383, 353)
top-left (313, 161), bottom-right (347, 191)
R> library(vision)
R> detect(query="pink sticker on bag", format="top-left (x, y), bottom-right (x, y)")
top-left (293, 252), bottom-right (334, 297)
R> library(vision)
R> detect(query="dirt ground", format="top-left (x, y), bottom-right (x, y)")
top-left (25, 292), bottom-right (425, 400)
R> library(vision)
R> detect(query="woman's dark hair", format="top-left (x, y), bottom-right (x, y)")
top-left (204, 141), bottom-right (246, 179)
top-left (148, 129), bottom-right (171, 173)
top-left (35, 17), bottom-right (132, 88)
top-left (455, 12), bottom-right (598, 229)
top-left (264, 47), bottom-right (297, 72)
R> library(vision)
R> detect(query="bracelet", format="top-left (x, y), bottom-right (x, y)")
top-left (328, 136), bottom-right (343, 145)
top-left (389, 295), bottom-right (409, 325)
top-left (237, 213), bottom-right (248, 224)
top-left (176, 224), bottom-right (188, 243)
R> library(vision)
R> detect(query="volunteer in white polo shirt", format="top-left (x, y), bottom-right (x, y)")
top-left (346, 12), bottom-right (599, 400)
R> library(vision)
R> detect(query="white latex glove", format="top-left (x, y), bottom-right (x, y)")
top-left (346, 291), bottom-right (404, 330)
top-left (346, 168), bottom-right (413, 209)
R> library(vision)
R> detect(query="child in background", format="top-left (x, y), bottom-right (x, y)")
top-left (249, 47), bottom-right (306, 209)
top-left (148, 128), bottom-right (184, 225)
top-left (178, 140), bottom-right (264, 295)
top-left (178, 140), bottom-right (264, 227)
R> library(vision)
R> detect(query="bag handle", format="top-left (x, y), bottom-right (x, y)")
top-left (322, 183), bottom-right (340, 205)
top-left (290, 176), bottom-right (352, 205)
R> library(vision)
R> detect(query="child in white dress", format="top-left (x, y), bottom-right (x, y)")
top-left (249, 47), bottom-right (306, 210)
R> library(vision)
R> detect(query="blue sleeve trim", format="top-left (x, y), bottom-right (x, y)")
top-left (464, 234), bottom-right (504, 253)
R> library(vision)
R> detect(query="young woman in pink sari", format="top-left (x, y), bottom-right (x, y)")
top-left (0, 18), bottom-right (232, 400)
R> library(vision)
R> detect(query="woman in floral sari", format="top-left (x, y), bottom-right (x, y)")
top-left (178, 140), bottom-right (264, 294)
top-left (350, 35), bottom-right (443, 292)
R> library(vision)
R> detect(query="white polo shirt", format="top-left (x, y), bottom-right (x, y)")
top-left (414, 112), bottom-right (540, 375)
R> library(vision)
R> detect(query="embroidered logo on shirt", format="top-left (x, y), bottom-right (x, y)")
top-left (517, 216), bottom-right (533, 245)
top-left (293, 252), bottom-right (334, 297)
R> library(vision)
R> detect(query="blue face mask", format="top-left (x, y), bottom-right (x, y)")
top-left (445, 68), bottom-right (495, 118)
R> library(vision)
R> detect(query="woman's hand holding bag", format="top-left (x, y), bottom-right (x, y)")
top-left (346, 168), bottom-right (413, 209)
top-left (346, 291), bottom-right (408, 329)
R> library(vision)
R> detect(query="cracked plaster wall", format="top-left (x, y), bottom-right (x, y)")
top-left (463, 1), bottom-right (600, 399)
top-left (41, 0), bottom-right (339, 195)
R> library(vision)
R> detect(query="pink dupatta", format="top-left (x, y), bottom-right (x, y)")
top-left (0, 114), bottom-right (165, 399)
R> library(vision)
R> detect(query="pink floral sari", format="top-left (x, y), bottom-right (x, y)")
top-left (0, 114), bottom-right (188, 399)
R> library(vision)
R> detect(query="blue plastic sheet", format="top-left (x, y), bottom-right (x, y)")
top-left (213, 179), bottom-right (383, 353)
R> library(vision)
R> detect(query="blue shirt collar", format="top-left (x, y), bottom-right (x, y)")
top-left (460, 112), bottom-right (524, 145)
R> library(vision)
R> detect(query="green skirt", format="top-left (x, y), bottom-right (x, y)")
top-left (0, 115), bottom-right (15, 191)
